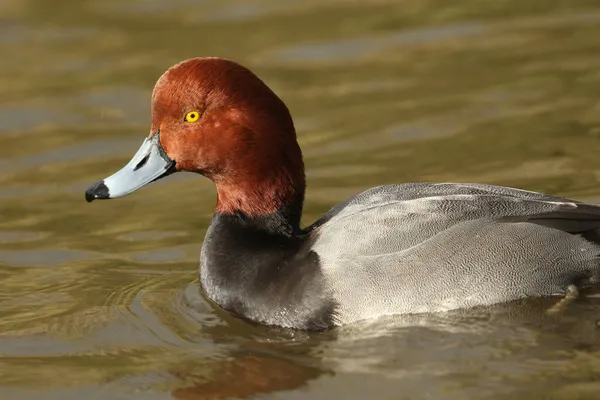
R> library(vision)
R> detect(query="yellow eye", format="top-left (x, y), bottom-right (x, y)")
top-left (184, 111), bottom-right (201, 123)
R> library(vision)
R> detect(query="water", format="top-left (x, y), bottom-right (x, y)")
top-left (2, 0), bottom-right (600, 398)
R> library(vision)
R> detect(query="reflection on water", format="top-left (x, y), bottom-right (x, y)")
top-left (2, 0), bottom-right (600, 399)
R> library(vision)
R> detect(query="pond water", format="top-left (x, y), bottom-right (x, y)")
top-left (2, 0), bottom-right (600, 398)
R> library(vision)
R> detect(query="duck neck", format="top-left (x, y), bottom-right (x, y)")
top-left (214, 186), bottom-right (304, 237)
top-left (213, 161), bottom-right (306, 237)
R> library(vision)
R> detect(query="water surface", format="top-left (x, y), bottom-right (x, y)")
top-left (2, 0), bottom-right (600, 398)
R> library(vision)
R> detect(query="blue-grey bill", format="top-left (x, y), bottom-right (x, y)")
top-left (85, 131), bottom-right (175, 202)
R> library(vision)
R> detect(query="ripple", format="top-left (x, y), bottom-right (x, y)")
top-left (0, 106), bottom-right (83, 134)
top-left (0, 186), bottom-right (51, 199)
top-left (90, 0), bottom-right (203, 15)
top-left (73, 87), bottom-right (149, 123)
top-left (201, 3), bottom-right (272, 22)
top-left (129, 247), bottom-right (190, 264)
top-left (307, 94), bottom-right (557, 157)
top-left (262, 22), bottom-right (484, 64)
top-left (0, 387), bottom-right (171, 400)
top-left (0, 231), bottom-right (47, 244)
top-left (0, 22), bottom-right (95, 46)
top-left (306, 165), bottom-right (384, 179)
top-left (261, 10), bottom-right (600, 66)
top-left (0, 335), bottom-right (91, 357)
top-left (0, 86), bottom-right (147, 137)
top-left (0, 249), bottom-right (94, 267)
top-left (179, 281), bottom-right (221, 327)
top-left (116, 231), bottom-right (187, 242)
top-left (12, 138), bottom-right (141, 169)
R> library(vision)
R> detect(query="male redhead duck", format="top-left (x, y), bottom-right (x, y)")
top-left (86, 57), bottom-right (600, 331)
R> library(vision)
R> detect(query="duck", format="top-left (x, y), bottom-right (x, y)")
top-left (85, 57), bottom-right (600, 331)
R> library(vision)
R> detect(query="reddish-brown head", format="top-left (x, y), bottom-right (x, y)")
top-left (86, 57), bottom-right (306, 219)
top-left (151, 58), bottom-right (305, 216)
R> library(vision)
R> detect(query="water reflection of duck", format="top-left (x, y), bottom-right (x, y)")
top-left (170, 352), bottom-right (324, 400)
top-left (86, 57), bottom-right (600, 331)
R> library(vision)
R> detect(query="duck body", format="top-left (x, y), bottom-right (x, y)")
top-left (84, 57), bottom-right (600, 331)
top-left (201, 182), bottom-right (600, 330)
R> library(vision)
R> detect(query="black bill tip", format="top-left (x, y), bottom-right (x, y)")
top-left (85, 180), bottom-right (109, 203)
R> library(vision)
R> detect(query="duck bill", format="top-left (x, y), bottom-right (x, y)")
top-left (85, 131), bottom-right (176, 202)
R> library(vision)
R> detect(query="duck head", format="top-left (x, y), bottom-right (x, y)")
top-left (85, 58), bottom-right (306, 220)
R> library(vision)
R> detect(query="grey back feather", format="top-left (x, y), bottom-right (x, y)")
top-left (309, 183), bottom-right (600, 325)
